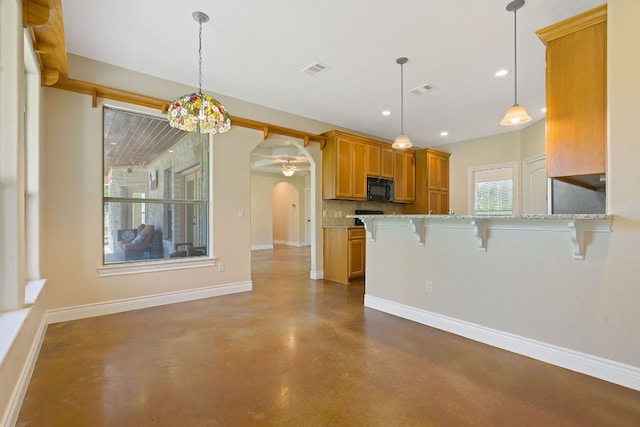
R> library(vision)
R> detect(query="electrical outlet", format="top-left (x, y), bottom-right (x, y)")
top-left (217, 262), bottom-right (225, 272)
top-left (426, 280), bottom-right (434, 294)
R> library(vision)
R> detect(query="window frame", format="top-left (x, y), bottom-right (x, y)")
top-left (98, 104), bottom-right (216, 277)
top-left (468, 161), bottom-right (520, 216)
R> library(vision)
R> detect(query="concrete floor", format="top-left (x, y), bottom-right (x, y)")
top-left (16, 245), bottom-right (640, 426)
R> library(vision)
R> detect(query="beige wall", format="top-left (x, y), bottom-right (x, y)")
top-left (39, 55), bottom-right (332, 309)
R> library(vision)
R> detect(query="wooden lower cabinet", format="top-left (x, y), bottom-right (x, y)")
top-left (323, 227), bottom-right (366, 284)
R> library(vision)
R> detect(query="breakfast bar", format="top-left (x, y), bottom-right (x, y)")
top-left (348, 213), bottom-right (622, 387)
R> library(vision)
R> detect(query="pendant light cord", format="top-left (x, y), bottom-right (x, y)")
top-left (198, 20), bottom-right (203, 95)
top-left (400, 61), bottom-right (405, 134)
top-left (513, 8), bottom-right (518, 105)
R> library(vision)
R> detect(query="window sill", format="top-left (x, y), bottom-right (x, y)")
top-left (0, 278), bottom-right (46, 365)
top-left (97, 256), bottom-right (217, 277)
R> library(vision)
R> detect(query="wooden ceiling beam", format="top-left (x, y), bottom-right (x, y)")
top-left (23, 0), bottom-right (68, 86)
top-left (52, 77), bottom-right (326, 145)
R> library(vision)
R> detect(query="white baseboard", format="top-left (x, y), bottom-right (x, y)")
top-left (364, 294), bottom-right (640, 392)
top-left (47, 281), bottom-right (252, 324)
top-left (310, 270), bottom-right (323, 280)
top-left (2, 314), bottom-right (48, 427)
top-left (251, 244), bottom-right (273, 251)
top-left (273, 240), bottom-right (307, 247)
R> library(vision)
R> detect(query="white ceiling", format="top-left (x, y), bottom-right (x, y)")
top-left (61, 0), bottom-right (605, 174)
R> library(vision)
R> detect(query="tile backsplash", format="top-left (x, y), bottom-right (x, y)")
top-left (322, 199), bottom-right (401, 226)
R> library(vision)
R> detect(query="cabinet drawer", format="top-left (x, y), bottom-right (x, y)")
top-left (349, 228), bottom-right (366, 240)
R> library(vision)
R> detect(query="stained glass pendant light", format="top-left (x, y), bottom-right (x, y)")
top-left (167, 11), bottom-right (231, 134)
top-left (392, 57), bottom-right (412, 149)
top-left (500, 0), bottom-right (532, 126)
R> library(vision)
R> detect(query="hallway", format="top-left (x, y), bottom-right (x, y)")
top-left (16, 246), bottom-right (640, 426)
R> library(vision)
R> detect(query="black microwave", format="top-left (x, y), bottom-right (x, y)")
top-left (367, 177), bottom-right (394, 201)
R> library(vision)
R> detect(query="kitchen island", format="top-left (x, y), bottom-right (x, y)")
top-left (345, 213), bottom-right (639, 391)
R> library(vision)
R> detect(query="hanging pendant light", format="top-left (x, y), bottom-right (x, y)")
top-left (282, 161), bottom-right (297, 177)
top-left (500, 0), bottom-right (532, 126)
top-left (392, 57), bottom-right (412, 149)
top-left (167, 11), bottom-right (231, 134)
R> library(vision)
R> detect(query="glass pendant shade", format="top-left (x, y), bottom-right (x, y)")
top-left (168, 11), bottom-right (231, 134)
top-left (500, 104), bottom-right (532, 126)
top-left (168, 93), bottom-right (231, 133)
top-left (392, 134), bottom-right (412, 149)
top-left (282, 162), bottom-right (297, 177)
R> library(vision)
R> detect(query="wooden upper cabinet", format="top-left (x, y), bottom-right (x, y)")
top-left (366, 143), bottom-right (394, 179)
top-left (427, 151), bottom-right (449, 191)
top-left (366, 144), bottom-right (382, 177)
top-left (536, 4), bottom-right (607, 190)
top-left (322, 130), bottom-right (368, 200)
top-left (351, 141), bottom-right (367, 200)
top-left (405, 148), bottom-right (450, 214)
top-left (393, 150), bottom-right (415, 203)
top-left (381, 147), bottom-right (394, 178)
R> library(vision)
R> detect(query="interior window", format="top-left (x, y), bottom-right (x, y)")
top-left (470, 163), bottom-right (519, 215)
top-left (103, 107), bottom-right (210, 264)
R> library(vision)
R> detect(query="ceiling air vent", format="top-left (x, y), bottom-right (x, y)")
top-left (409, 83), bottom-right (435, 95)
top-left (301, 61), bottom-right (331, 76)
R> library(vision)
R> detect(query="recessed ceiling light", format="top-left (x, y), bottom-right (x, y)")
top-left (381, 110), bottom-right (391, 116)
top-left (541, 107), bottom-right (547, 113)
top-left (110, 142), bottom-right (117, 145)
top-left (440, 131), bottom-right (449, 137)
top-left (495, 69), bottom-right (509, 77)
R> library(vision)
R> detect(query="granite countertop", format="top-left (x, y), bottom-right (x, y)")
top-left (346, 213), bottom-right (610, 220)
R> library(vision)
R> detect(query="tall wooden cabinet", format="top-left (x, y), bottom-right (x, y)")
top-left (393, 150), bottom-right (415, 203)
top-left (322, 130), bottom-right (367, 200)
top-left (405, 148), bottom-right (451, 214)
top-left (536, 4), bottom-right (607, 190)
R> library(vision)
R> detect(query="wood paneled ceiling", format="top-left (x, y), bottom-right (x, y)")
top-left (103, 108), bottom-right (186, 173)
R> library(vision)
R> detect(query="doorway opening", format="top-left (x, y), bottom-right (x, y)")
top-left (249, 136), bottom-right (316, 279)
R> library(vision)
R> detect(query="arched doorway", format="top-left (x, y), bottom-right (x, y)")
top-left (249, 136), bottom-right (318, 278)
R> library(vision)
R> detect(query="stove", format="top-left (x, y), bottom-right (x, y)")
top-left (354, 209), bottom-right (384, 226)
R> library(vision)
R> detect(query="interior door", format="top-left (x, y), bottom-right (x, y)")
top-left (523, 156), bottom-right (548, 214)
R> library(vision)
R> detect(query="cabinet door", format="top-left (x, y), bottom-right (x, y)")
top-left (428, 190), bottom-right (449, 214)
top-left (394, 151), bottom-right (415, 202)
top-left (427, 153), bottom-right (449, 191)
top-left (336, 138), bottom-right (353, 198)
top-left (366, 144), bottom-right (381, 177)
top-left (381, 147), bottom-right (394, 179)
top-left (405, 153), bottom-right (415, 202)
top-left (352, 141), bottom-right (367, 199)
top-left (393, 151), bottom-right (406, 201)
top-left (348, 238), bottom-right (365, 278)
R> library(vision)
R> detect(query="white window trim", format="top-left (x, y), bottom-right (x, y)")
top-left (99, 103), bottom-right (216, 274)
top-left (468, 161), bottom-right (520, 215)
